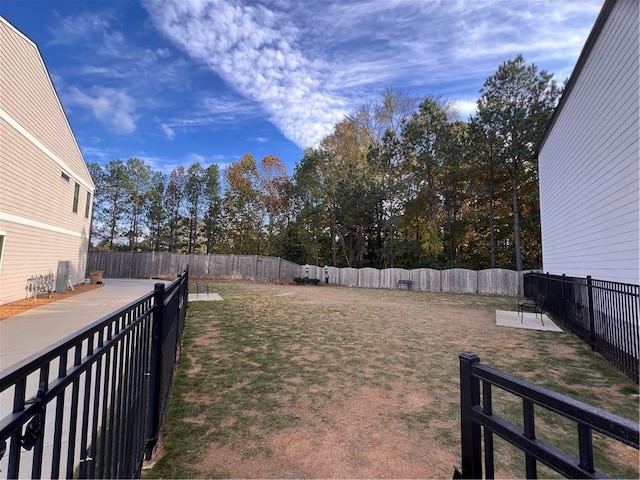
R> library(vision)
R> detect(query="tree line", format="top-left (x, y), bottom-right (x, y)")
top-left (89, 55), bottom-right (560, 271)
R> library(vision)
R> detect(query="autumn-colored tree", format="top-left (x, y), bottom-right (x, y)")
top-left (258, 155), bottom-right (292, 256)
top-left (223, 154), bottom-right (264, 254)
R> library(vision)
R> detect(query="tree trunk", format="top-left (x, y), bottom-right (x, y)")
top-left (511, 171), bottom-right (523, 271)
top-left (489, 199), bottom-right (495, 268)
top-left (332, 207), bottom-right (337, 266)
top-left (488, 149), bottom-right (496, 268)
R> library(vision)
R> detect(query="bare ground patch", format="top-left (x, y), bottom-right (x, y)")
top-left (197, 385), bottom-right (453, 479)
top-left (147, 281), bottom-right (640, 479)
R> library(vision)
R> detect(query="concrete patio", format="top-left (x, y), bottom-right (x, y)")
top-left (495, 309), bottom-right (562, 332)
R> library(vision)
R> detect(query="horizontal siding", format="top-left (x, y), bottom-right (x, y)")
top-left (0, 120), bottom-right (92, 232)
top-left (0, 221), bottom-right (89, 304)
top-left (539, 0), bottom-right (640, 285)
top-left (0, 19), bottom-right (93, 188)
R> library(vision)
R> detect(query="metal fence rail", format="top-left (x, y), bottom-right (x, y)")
top-left (0, 269), bottom-right (188, 479)
top-left (459, 353), bottom-right (639, 479)
top-left (523, 272), bottom-right (639, 383)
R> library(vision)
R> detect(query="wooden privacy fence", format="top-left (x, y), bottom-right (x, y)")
top-left (87, 252), bottom-right (525, 296)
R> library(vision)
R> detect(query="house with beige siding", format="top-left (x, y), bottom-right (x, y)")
top-left (0, 16), bottom-right (95, 304)
top-left (538, 0), bottom-right (639, 286)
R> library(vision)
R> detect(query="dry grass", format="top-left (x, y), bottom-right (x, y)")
top-left (0, 283), bottom-right (104, 320)
top-left (146, 281), bottom-right (639, 479)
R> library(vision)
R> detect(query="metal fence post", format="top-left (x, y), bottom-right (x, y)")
top-left (587, 276), bottom-right (596, 351)
top-left (145, 282), bottom-right (166, 459)
top-left (460, 352), bottom-right (482, 479)
top-left (561, 274), bottom-right (566, 323)
top-left (546, 272), bottom-right (550, 299)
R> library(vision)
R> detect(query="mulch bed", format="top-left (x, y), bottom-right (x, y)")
top-left (0, 283), bottom-right (104, 320)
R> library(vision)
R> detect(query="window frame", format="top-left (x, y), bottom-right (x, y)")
top-left (72, 182), bottom-right (80, 213)
top-left (85, 191), bottom-right (92, 219)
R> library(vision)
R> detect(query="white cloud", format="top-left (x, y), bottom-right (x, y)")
top-left (65, 87), bottom-right (137, 134)
top-left (188, 153), bottom-right (206, 164)
top-left (452, 99), bottom-right (477, 120)
top-left (79, 66), bottom-right (129, 79)
top-left (250, 136), bottom-right (268, 143)
top-left (81, 146), bottom-right (113, 161)
top-left (143, 0), bottom-right (347, 148)
top-left (161, 123), bottom-right (175, 139)
top-left (49, 12), bottom-right (110, 45)
top-left (143, 0), bottom-right (601, 148)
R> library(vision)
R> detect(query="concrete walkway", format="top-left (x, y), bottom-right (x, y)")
top-left (0, 279), bottom-right (170, 477)
top-left (0, 278), bottom-right (168, 371)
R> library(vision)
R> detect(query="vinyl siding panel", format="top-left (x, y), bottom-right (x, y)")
top-left (0, 220), bottom-right (89, 304)
top-left (0, 19), bottom-right (93, 188)
top-left (539, 0), bottom-right (640, 285)
top-left (0, 120), bottom-right (91, 233)
top-left (0, 17), bottom-right (94, 304)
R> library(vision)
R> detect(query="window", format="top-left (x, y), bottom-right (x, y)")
top-left (85, 191), bottom-right (92, 218)
top-left (61, 171), bottom-right (70, 182)
top-left (0, 233), bottom-right (5, 275)
top-left (73, 182), bottom-right (80, 213)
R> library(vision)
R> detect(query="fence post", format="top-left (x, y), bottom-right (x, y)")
top-left (561, 274), bottom-right (566, 323)
top-left (459, 352), bottom-right (482, 479)
top-left (546, 272), bottom-right (550, 299)
top-left (587, 276), bottom-right (596, 351)
top-left (145, 282), bottom-right (166, 459)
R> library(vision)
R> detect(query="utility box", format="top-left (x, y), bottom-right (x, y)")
top-left (56, 261), bottom-right (70, 293)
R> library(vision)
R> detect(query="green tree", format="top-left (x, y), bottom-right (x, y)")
top-left (87, 162), bottom-right (106, 249)
top-left (398, 97), bottom-right (452, 266)
top-left (185, 163), bottom-right (205, 253)
top-left (202, 164), bottom-right (222, 254)
top-left (366, 128), bottom-right (404, 267)
top-left (123, 158), bottom-right (153, 251)
top-left (101, 159), bottom-right (128, 249)
top-left (438, 121), bottom-right (471, 266)
top-left (166, 166), bottom-right (186, 252)
top-left (146, 172), bottom-right (167, 252)
top-left (290, 148), bottom-right (334, 265)
top-left (477, 55), bottom-right (560, 270)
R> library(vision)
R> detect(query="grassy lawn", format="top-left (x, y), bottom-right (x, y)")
top-left (146, 281), bottom-right (639, 478)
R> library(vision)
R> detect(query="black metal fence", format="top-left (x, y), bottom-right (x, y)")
top-left (459, 352), bottom-right (639, 479)
top-left (523, 272), bottom-right (639, 383)
top-left (0, 268), bottom-right (189, 479)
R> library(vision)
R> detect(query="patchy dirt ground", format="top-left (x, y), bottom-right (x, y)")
top-left (0, 283), bottom-right (104, 320)
top-left (148, 281), bottom-right (640, 479)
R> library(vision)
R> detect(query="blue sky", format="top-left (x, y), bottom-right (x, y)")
top-left (1, 0), bottom-right (604, 175)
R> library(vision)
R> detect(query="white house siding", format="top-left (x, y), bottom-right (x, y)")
top-left (0, 17), bottom-right (94, 304)
top-left (0, 20), bottom-right (93, 187)
top-left (0, 222), bottom-right (89, 304)
top-left (539, 0), bottom-right (639, 285)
